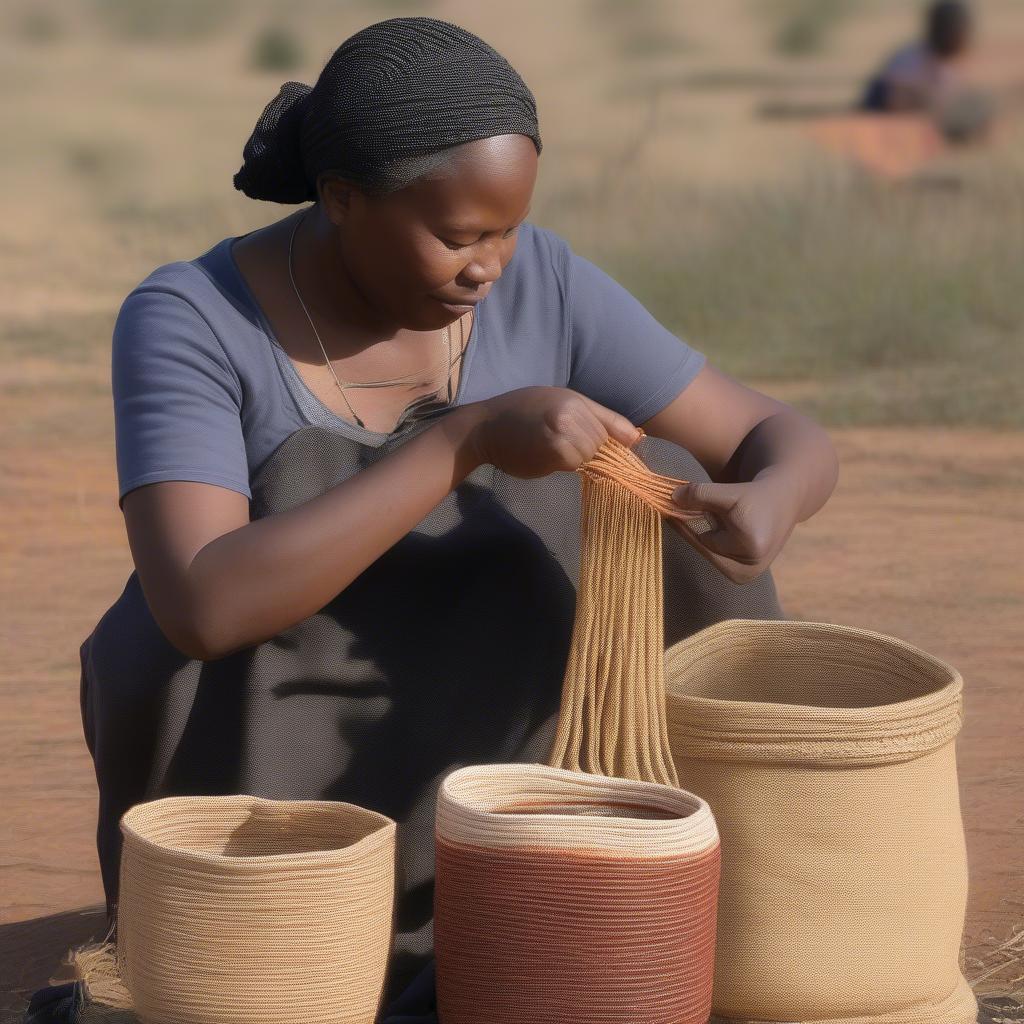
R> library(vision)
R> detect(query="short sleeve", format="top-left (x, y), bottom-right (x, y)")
top-left (565, 247), bottom-right (707, 424)
top-left (112, 287), bottom-right (252, 508)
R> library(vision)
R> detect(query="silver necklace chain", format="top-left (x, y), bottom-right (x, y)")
top-left (287, 208), bottom-right (457, 429)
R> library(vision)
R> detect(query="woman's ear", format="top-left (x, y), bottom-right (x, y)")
top-left (318, 174), bottom-right (357, 227)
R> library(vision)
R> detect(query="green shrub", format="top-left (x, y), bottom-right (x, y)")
top-left (250, 25), bottom-right (305, 73)
top-left (93, 0), bottom-right (235, 43)
top-left (763, 0), bottom-right (857, 57)
top-left (17, 8), bottom-right (62, 43)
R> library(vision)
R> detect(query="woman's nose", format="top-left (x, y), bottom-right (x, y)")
top-left (461, 241), bottom-right (503, 286)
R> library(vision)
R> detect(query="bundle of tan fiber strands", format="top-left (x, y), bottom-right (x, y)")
top-left (665, 618), bottom-right (978, 1024)
top-left (433, 763), bottom-right (721, 1024)
top-left (547, 433), bottom-right (708, 786)
top-left (72, 795), bottom-right (396, 1024)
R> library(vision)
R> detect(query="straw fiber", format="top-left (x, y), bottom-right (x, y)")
top-left (665, 618), bottom-right (978, 1024)
top-left (114, 795), bottom-right (396, 1024)
top-left (548, 434), bottom-right (707, 786)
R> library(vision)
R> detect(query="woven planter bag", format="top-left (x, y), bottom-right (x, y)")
top-left (664, 618), bottom-right (977, 1024)
top-left (115, 795), bottom-right (397, 1024)
top-left (434, 762), bottom-right (721, 1024)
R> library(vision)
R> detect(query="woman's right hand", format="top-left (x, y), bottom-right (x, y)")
top-left (467, 386), bottom-right (642, 478)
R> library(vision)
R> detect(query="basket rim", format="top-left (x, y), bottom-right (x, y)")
top-left (664, 617), bottom-right (963, 715)
top-left (663, 619), bottom-right (964, 764)
top-left (119, 794), bottom-right (396, 869)
top-left (436, 763), bottom-right (719, 854)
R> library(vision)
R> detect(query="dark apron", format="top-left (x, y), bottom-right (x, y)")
top-left (78, 422), bottom-right (785, 1020)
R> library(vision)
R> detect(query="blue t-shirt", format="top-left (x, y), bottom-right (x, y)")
top-left (111, 219), bottom-right (706, 508)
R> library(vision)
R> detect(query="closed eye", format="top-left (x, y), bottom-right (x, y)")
top-left (440, 225), bottom-right (522, 250)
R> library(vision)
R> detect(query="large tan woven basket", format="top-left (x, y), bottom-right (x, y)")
top-left (433, 763), bottom-right (721, 1024)
top-left (115, 795), bottom-right (396, 1024)
top-left (664, 618), bottom-right (977, 1024)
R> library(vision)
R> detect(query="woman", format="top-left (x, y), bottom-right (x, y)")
top-left (78, 15), bottom-right (837, 1019)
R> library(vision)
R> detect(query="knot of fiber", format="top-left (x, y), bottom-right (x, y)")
top-left (577, 433), bottom-right (693, 519)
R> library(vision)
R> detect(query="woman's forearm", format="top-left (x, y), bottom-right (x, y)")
top-left (717, 408), bottom-right (839, 523)
top-left (183, 404), bottom-right (486, 659)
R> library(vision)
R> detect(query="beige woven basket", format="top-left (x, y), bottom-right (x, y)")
top-left (434, 762), bottom-right (722, 1024)
top-left (664, 618), bottom-right (977, 1024)
top-left (114, 795), bottom-right (396, 1024)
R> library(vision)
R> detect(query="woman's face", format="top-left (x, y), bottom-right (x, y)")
top-left (325, 133), bottom-right (538, 331)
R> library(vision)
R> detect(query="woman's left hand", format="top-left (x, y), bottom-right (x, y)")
top-left (667, 468), bottom-right (803, 585)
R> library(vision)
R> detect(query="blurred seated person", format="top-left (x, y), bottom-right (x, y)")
top-left (862, 1), bottom-right (973, 113)
top-left (861, 2), bottom-right (995, 142)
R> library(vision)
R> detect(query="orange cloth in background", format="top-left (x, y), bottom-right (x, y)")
top-left (807, 113), bottom-right (948, 179)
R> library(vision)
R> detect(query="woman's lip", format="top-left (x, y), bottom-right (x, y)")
top-left (433, 295), bottom-right (481, 310)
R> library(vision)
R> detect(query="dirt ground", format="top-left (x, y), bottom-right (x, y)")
top-left (1, 424), bottom-right (1021, 1020)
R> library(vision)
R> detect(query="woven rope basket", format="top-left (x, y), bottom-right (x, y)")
top-left (664, 618), bottom-right (977, 1024)
top-left (115, 795), bottom-right (396, 1024)
top-left (433, 762), bottom-right (721, 1024)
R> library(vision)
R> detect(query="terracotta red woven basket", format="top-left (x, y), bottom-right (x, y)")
top-left (434, 763), bottom-right (721, 1024)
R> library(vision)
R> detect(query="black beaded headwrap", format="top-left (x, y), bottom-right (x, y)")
top-left (233, 16), bottom-right (542, 204)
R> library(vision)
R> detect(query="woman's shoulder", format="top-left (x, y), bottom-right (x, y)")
top-left (118, 236), bottom-right (241, 317)
top-left (110, 236), bottom-right (266, 398)
top-left (113, 236), bottom-right (265, 365)
top-left (501, 221), bottom-right (634, 316)
top-left (512, 220), bottom-right (572, 274)
top-left (489, 220), bottom-right (574, 316)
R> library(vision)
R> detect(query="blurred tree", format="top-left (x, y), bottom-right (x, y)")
top-left (587, 0), bottom-right (690, 61)
top-left (93, 0), bottom-right (235, 43)
top-left (764, 0), bottom-right (856, 58)
top-left (17, 7), bottom-right (62, 44)
top-left (250, 24), bottom-right (306, 73)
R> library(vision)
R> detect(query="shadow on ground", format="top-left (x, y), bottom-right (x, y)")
top-left (1, 907), bottom-right (108, 1023)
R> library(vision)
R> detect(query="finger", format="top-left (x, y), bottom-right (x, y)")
top-left (667, 517), bottom-right (761, 571)
top-left (688, 524), bottom-right (760, 563)
top-left (672, 509), bottom-right (765, 564)
top-left (564, 399), bottom-right (622, 463)
top-left (552, 436), bottom-right (590, 472)
top-left (576, 394), bottom-right (642, 448)
top-left (547, 403), bottom-right (602, 464)
top-left (579, 406), bottom-right (612, 459)
top-left (670, 480), bottom-right (744, 516)
top-left (674, 511), bottom-right (719, 538)
top-left (569, 404), bottom-right (609, 464)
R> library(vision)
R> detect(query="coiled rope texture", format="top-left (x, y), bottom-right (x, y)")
top-left (665, 619), bottom-right (978, 1024)
top-left (112, 795), bottom-right (396, 1024)
top-left (434, 763), bottom-right (721, 1024)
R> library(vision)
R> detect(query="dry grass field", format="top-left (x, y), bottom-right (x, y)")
top-left (1, 0), bottom-right (1022, 1019)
